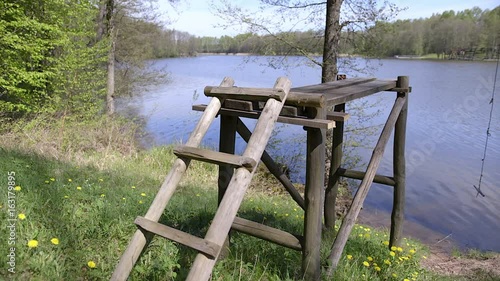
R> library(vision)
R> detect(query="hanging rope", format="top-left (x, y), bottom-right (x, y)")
top-left (474, 47), bottom-right (499, 198)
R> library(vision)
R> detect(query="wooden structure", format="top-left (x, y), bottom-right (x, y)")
top-left (111, 76), bottom-right (411, 280)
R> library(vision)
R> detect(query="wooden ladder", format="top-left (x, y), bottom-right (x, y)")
top-left (111, 77), bottom-right (292, 281)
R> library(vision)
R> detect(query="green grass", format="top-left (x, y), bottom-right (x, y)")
top-left (0, 116), bottom-right (487, 280)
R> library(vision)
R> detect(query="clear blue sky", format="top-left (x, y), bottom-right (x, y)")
top-left (161, 0), bottom-right (499, 37)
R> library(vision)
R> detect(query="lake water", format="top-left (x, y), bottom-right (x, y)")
top-left (119, 55), bottom-right (500, 252)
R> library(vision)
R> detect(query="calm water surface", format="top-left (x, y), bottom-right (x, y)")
top-left (119, 56), bottom-right (500, 251)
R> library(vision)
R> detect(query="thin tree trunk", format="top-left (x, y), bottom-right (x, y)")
top-left (107, 30), bottom-right (115, 115)
top-left (321, 0), bottom-right (343, 83)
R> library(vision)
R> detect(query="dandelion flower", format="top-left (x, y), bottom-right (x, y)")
top-left (397, 247), bottom-right (403, 252)
top-left (122, 197), bottom-right (126, 200)
top-left (51, 238), bottom-right (59, 245)
top-left (364, 233), bottom-right (371, 238)
top-left (77, 186), bottom-right (82, 190)
top-left (404, 279), bottom-right (410, 281)
top-left (363, 261), bottom-right (370, 267)
top-left (45, 180), bottom-right (50, 184)
top-left (384, 259), bottom-right (391, 265)
top-left (196, 193), bottom-right (200, 197)
top-left (392, 273), bottom-right (398, 278)
top-left (367, 256), bottom-right (373, 262)
top-left (27, 240), bottom-right (38, 248)
top-left (50, 178), bottom-right (55, 181)
top-left (68, 179), bottom-right (72, 182)
top-left (409, 249), bottom-right (416, 254)
top-left (64, 195), bottom-right (69, 199)
top-left (14, 186), bottom-right (21, 191)
top-left (18, 213), bottom-right (26, 220)
top-left (99, 178), bottom-right (103, 182)
top-left (422, 255), bottom-right (427, 259)
top-left (87, 261), bottom-right (96, 268)
top-left (390, 246), bottom-right (397, 251)
top-left (347, 255), bottom-right (353, 260)
top-left (138, 200), bottom-right (143, 204)
top-left (131, 186), bottom-right (136, 189)
top-left (383, 241), bottom-right (390, 246)
top-left (374, 266), bottom-right (381, 272)
top-left (389, 251), bottom-right (396, 257)
top-left (140, 193), bottom-right (146, 197)
top-left (100, 194), bottom-right (105, 197)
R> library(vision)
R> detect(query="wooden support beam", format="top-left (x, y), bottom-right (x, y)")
top-left (325, 103), bottom-right (345, 231)
top-left (326, 111), bottom-right (350, 122)
top-left (224, 99), bottom-right (253, 111)
top-left (303, 108), bottom-right (326, 281)
top-left (186, 77), bottom-right (292, 281)
top-left (134, 216), bottom-right (220, 259)
top-left (110, 77), bottom-right (235, 281)
top-left (192, 105), bottom-right (336, 129)
top-left (173, 146), bottom-right (256, 170)
top-left (337, 168), bottom-right (396, 186)
top-left (235, 118), bottom-right (305, 210)
top-left (385, 86), bottom-right (412, 93)
top-left (232, 217), bottom-right (303, 251)
top-left (205, 86), bottom-right (286, 102)
top-left (326, 94), bottom-right (407, 276)
top-left (390, 76), bottom-right (409, 248)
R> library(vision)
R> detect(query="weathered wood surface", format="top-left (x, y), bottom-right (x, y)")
top-left (224, 99), bottom-right (253, 111)
top-left (326, 111), bottom-right (350, 122)
top-left (337, 168), bottom-right (396, 186)
top-left (186, 77), bottom-right (292, 281)
top-left (235, 118), bottom-right (305, 210)
top-left (217, 114), bottom-right (237, 258)
top-left (326, 94), bottom-right (407, 275)
top-left (232, 217), bottom-right (303, 251)
top-left (173, 145), bottom-right (256, 170)
top-left (390, 76), bottom-right (409, 248)
top-left (205, 85), bottom-right (286, 101)
top-left (292, 78), bottom-right (396, 106)
top-left (303, 108), bottom-right (326, 281)
top-left (192, 105), bottom-right (336, 129)
top-left (325, 103), bottom-right (345, 230)
top-left (110, 77), bottom-right (235, 281)
top-left (134, 216), bottom-right (220, 259)
top-left (292, 77), bottom-right (376, 92)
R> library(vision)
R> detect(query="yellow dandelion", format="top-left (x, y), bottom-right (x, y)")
top-left (367, 256), bottom-right (373, 262)
top-left (364, 227), bottom-right (371, 232)
top-left (196, 193), bottom-right (200, 197)
top-left (18, 213), bottom-right (26, 220)
top-left (14, 186), bottom-right (21, 191)
top-left (131, 186), bottom-right (136, 189)
top-left (390, 246), bottom-right (397, 251)
top-left (122, 197), bottom-right (126, 200)
top-left (404, 279), bottom-right (410, 281)
top-left (50, 178), bottom-right (55, 181)
top-left (64, 195), bottom-right (69, 198)
top-left (45, 180), bottom-right (50, 184)
top-left (409, 249), bottom-right (416, 254)
top-left (285, 213), bottom-right (289, 217)
top-left (423, 255), bottom-right (427, 259)
top-left (374, 266), bottom-right (381, 272)
top-left (358, 234), bottom-right (363, 238)
top-left (51, 238), bottom-right (59, 245)
top-left (384, 259), bottom-right (391, 265)
top-left (139, 200), bottom-right (143, 204)
top-left (77, 186), bottom-right (82, 190)
top-left (100, 194), bottom-right (105, 197)
top-left (383, 241), bottom-right (390, 246)
top-left (362, 261), bottom-right (370, 267)
top-left (364, 233), bottom-right (371, 238)
top-left (397, 247), bottom-right (403, 252)
top-left (392, 273), bottom-right (398, 278)
top-left (27, 240), bottom-right (38, 248)
top-left (68, 179), bottom-right (72, 182)
top-left (98, 178), bottom-right (103, 182)
top-left (140, 193), bottom-right (146, 197)
top-left (389, 251), bottom-right (396, 257)
top-left (87, 260), bottom-right (96, 268)
top-left (347, 255), bottom-right (353, 260)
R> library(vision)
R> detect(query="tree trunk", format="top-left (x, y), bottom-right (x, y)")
top-left (107, 31), bottom-right (115, 115)
top-left (321, 0), bottom-right (343, 83)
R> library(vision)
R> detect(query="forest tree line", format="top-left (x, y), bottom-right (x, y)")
top-left (157, 6), bottom-right (499, 59)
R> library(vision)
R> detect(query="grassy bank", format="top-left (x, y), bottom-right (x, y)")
top-left (0, 116), bottom-right (495, 280)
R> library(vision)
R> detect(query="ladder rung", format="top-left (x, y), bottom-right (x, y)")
top-left (205, 86), bottom-right (286, 102)
top-left (134, 216), bottom-right (220, 259)
top-left (173, 146), bottom-right (257, 170)
top-left (326, 111), bottom-right (350, 122)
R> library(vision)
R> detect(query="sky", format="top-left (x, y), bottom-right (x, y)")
top-left (160, 0), bottom-right (499, 37)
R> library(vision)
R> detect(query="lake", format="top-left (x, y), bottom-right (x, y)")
top-left (118, 55), bottom-right (500, 252)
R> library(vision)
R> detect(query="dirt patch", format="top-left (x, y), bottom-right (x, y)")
top-left (421, 250), bottom-right (500, 279)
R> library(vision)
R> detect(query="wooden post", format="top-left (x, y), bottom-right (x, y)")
top-left (302, 108), bottom-right (326, 281)
top-left (218, 114), bottom-right (237, 258)
top-left (326, 95), bottom-right (407, 276)
top-left (390, 76), bottom-right (409, 247)
top-left (324, 103), bottom-right (345, 230)
top-left (186, 77), bottom-right (291, 281)
top-left (110, 77), bottom-right (234, 281)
